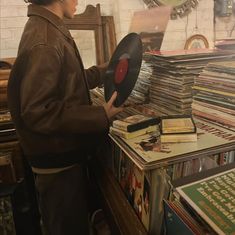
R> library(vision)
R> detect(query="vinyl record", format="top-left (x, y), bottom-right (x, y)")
top-left (104, 33), bottom-right (143, 107)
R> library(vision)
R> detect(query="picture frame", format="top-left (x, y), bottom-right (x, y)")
top-left (64, 4), bottom-right (116, 66)
top-left (64, 4), bottom-right (105, 65)
top-left (184, 34), bottom-right (209, 50)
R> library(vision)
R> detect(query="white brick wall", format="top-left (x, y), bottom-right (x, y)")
top-left (0, 0), bottom-right (27, 58)
top-left (215, 15), bottom-right (235, 39)
top-left (1, 1), bottom-right (235, 59)
top-left (110, 0), bottom-right (145, 42)
top-left (0, 0), bottom-right (112, 59)
top-left (161, 0), bottom-right (214, 50)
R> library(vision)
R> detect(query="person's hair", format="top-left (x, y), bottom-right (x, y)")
top-left (24, 0), bottom-right (57, 5)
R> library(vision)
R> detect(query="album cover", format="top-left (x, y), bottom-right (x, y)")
top-left (129, 6), bottom-right (171, 52)
top-left (176, 168), bottom-right (235, 235)
top-left (163, 200), bottom-right (198, 235)
top-left (221, 151), bottom-right (235, 165)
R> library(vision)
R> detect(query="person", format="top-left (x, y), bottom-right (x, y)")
top-left (7, 0), bottom-right (123, 234)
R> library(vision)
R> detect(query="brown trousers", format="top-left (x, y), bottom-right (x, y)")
top-left (35, 165), bottom-right (89, 235)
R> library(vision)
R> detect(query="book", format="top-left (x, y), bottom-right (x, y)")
top-left (160, 132), bottom-right (197, 143)
top-left (175, 167), bottom-right (235, 235)
top-left (110, 125), bottom-right (156, 139)
top-left (159, 115), bottom-right (197, 143)
top-left (160, 115), bottom-right (196, 134)
top-left (112, 114), bottom-right (159, 132)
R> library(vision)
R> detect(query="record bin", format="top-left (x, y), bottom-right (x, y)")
top-left (105, 117), bottom-right (235, 235)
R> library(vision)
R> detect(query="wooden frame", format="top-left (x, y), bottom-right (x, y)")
top-left (101, 16), bottom-right (117, 62)
top-left (184, 34), bottom-right (209, 50)
top-left (64, 4), bottom-right (105, 65)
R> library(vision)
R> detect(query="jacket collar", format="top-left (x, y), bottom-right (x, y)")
top-left (27, 4), bottom-right (73, 40)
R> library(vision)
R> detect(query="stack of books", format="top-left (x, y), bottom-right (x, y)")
top-left (160, 115), bottom-right (197, 143)
top-left (110, 114), bottom-right (159, 139)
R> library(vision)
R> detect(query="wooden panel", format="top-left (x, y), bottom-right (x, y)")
top-left (102, 16), bottom-right (117, 62)
top-left (0, 58), bottom-right (15, 109)
top-left (90, 159), bottom-right (148, 235)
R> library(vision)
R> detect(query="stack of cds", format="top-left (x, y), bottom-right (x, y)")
top-left (192, 61), bottom-right (235, 128)
top-left (144, 50), bottom-right (235, 116)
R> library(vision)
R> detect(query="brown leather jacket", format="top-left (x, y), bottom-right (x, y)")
top-left (7, 4), bottom-right (109, 168)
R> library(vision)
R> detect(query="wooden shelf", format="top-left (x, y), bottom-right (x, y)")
top-left (90, 159), bottom-right (148, 235)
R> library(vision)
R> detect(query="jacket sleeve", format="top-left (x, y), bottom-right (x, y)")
top-left (20, 44), bottom-right (109, 135)
top-left (85, 64), bottom-right (107, 89)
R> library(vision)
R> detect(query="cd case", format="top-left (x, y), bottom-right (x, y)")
top-left (160, 115), bottom-right (197, 135)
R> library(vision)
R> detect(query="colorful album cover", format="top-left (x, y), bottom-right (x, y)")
top-left (118, 150), bottom-right (134, 201)
top-left (163, 200), bottom-right (195, 235)
top-left (129, 6), bottom-right (171, 52)
top-left (117, 150), bottom-right (150, 230)
top-left (142, 176), bottom-right (150, 229)
top-left (176, 168), bottom-right (235, 235)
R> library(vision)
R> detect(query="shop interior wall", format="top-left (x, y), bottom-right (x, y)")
top-left (1, 0), bottom-right (235, 60)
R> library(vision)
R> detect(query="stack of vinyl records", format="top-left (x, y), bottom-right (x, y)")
top-left (215, 39), bottom-right (235, 50)
top-left (91, 87), bottom-right (145, 119)
top-left (125, 60), bottom-right (152, 106)
top-left (91, 60), bottom-right (152, 119)
top-left (192, 60), bottom-right (235, 128)
top-left (143, 49), bottom-right (235, 116)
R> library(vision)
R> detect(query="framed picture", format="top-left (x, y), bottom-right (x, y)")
top-left (184, 34), bottom-right (209, 50)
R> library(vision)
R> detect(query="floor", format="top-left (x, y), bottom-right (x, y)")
top-left (40, 209), bottom-right (111, 235)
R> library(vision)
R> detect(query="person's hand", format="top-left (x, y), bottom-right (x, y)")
top-left (103, 91), bottom-right (123, 120)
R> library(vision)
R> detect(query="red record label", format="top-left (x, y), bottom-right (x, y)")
top-left (114, 58), bottom-right (129, 84)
